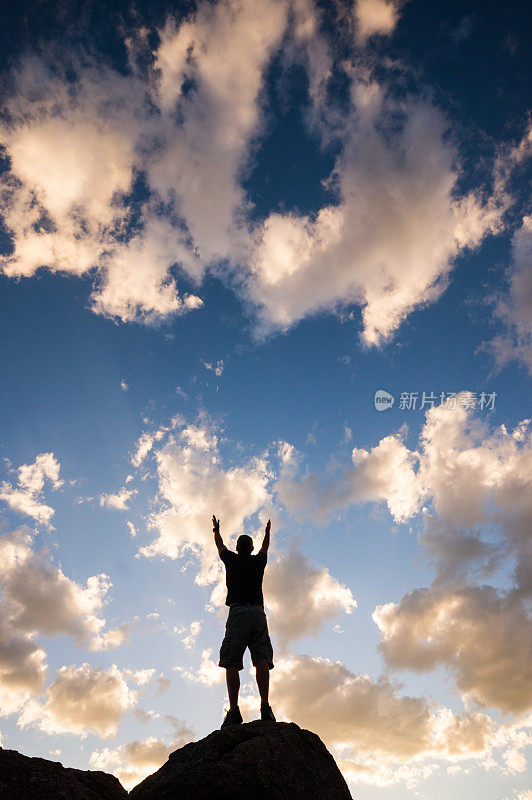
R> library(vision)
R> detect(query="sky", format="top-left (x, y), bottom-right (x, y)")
top-left (0, 0), bottom-right (530, 796)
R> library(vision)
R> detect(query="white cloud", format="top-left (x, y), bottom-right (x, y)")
top-left (277, 401), bottom-right (532, 593)
top-left (273, 402), bottom-right (532, 721)
top-left (246, 79), bottom-right (503, 346)
top-left (502, 747), bottom-right (526, 773)
top-left (0, 0), bottom-right (288, 324)
top-left (270, 653), bottom-right (497, 780)
top-left (373, 585), bottom-right (532, 715)
top-left (130, 417), bottom-right (183, 468)
top-left (176, 647), bottom-right (224, 686)
top-left (89, 720), bottom-right (193, 790)
top-left (263, 547), bottom-right (356, 646)
top-left (0, 452), bottom-right (62, 525)
top-left (0, 0), bottom-right (518, 346)
top-left (354, 0), bottom-right (400, 44)
top-left (202, 359), bottom-right (224, 376)
top-left (131, 432), bottom-right (156, 468)
top-left (175, 620), bottom-right (202, 650)
top-left (0, 527), bottom-right (128, 717)
top-left (491, 215), bottom-right (532, 374)
top-left (19, 663), bottom-right (137, 738)
top-left (204, 545), bottom-right (356, 649)
top-left (99, 487), bottom-right (138, 511)
top-left (277, 431), bottom-right (420, 523)
top-left (150, 0), bottom-right (288, 267)
top-left (0, 615), bottom-right (47, 715)
top-left (141, 420), bottom-right (270, 581)
top-left (0, 527), bottom-right (124, 652)
top-left (126, 668), bottom-right (156, 687)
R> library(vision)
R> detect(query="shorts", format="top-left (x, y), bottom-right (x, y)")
top-left (219, 604), bottom-right (274, 671)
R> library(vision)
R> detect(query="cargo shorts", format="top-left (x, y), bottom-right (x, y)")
top-left (219, 604), bottom-right (274, 671)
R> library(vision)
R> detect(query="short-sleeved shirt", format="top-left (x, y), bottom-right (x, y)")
top-left (220, 549), bottom-right (267, 607)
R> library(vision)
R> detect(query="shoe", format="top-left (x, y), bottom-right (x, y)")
top-left (221, 706), bottom-right (243, 728)
top-left (260, 702), bottom-right (276, 722)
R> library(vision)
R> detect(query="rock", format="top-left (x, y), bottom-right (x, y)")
top-left (129, 720), bottom-right (353, 800)
top-left (0, 747), bottom-right (127, 800)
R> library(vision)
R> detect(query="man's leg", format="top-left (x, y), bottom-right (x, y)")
top-left (255, 661), bottom-right (269, 704)
top-left (226, 667), bottom-right (240, 709)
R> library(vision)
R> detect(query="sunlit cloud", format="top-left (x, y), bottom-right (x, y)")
top-left (490, 214), bottom-right (532, 374)
top-left (374, 585), bottom-right (532, 714)
top-left (0, 526), bottom-right (128, 717)
top-left (99, 487), bottom-right (138, 511)
top-left (140, 419), bottom-right (270, 579)
top-left (0, 0), bottom-right (520, 344)
top-left (353, 0), bottom-right (400, 44)
top-left (18, 663), bottom-right (138, 738)
top-left (89, 719), bottom-right (194, 790)
top-left (0, 453), bottom-right (62, 525)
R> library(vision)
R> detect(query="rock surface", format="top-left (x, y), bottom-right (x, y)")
top-left (0, 747), bottom-right (127, 800)
top-left (129, 720), bottom-right (353, 800)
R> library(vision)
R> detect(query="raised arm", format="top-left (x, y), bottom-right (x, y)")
top-left (212, 515), bottom-right (226, 554)
top-left (259, 519), bottom-right (271, 554)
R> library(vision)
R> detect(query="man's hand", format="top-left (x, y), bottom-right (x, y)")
top-left (213, 515), bottom-right (225, 554)
top-left (260, 519), bottom-right (271, 554)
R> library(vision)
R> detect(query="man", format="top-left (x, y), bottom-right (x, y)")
top-left (213, 514), bottom-right (275, 727)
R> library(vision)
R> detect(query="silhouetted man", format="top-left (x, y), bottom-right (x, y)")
top-left (213, 514), bottom-right (275, 727)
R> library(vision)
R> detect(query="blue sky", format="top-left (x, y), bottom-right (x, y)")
top-left (0, 0), bottom-right (531, 796)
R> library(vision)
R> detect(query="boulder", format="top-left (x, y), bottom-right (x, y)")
top-left (0, 747), bottom-right (127, 800)
top-left (129, 720), bottom-right (352, 799)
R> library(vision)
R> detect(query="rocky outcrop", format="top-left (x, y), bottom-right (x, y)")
top-left (129, 720), bottom-right (352, 800)
top-left (0, 747), bottom-right (127, 800)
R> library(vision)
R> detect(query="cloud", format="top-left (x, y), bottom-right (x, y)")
top-left (277, 400), bottom-right (532, 593)
top-left (18, 663), bottom-right (137, 738)
top-left (246, 78), bottom-right (503, 345)
top-left (416, 405), bottom-right (532, 596)
top-left (174, 620), bottom-right (202, 650)
top-left (0, 452), bottom-right (62, 525)
top-left (0, 528), bottom-right (123, 650)
top-left (263, 547), bottom-right (356, 646)
top-left (491, 215), bottom-right (532, 374)
top-left (176, 647), bottom-right (224, 686)
top-left (0, 527), bottom-right (128, 717)
top-left (151, 0), bottom-right (288, 266)
top-left (140, 420), bottom-right (270, 580)
top-left (0, 616), bottom-right (47, 715)
top-left (99, 487), bottom-right (138, 511)
top-left (277, 431), bottom-right (420, 523)
top-left (203, 545), bottom-right (356, 651)
top-left (373, 585), bottom-right (532, 715)
top-left (354, 0), bottom-right (400, 44)
top-left (89, 720), bottom-right (194, 790)
top-left (0, 54), bottom-right (203, 322)
top-left (202, 359), bottom-right (224, 376)
top-left (130, 417), bottom-right (183, 468)
top-left (269, 653), bottom-right (498, 784)
top-left (0, 0), bottom-right (518, 347)
top-left (0, 0), bottom-right (287, 323)
top-left (273, 402), bottom-right (532, 721)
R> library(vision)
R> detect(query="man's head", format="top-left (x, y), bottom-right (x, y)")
top-left (236, 534), bottom-right (254, 556)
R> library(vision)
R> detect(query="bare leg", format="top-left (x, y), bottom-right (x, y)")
top-left (226, 667), bottom-right (240, 709)
top-left (255, 661), bottom-right (269, 704)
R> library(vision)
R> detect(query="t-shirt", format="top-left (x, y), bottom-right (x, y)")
top-left (220, 549), bottom-right (267, 607)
